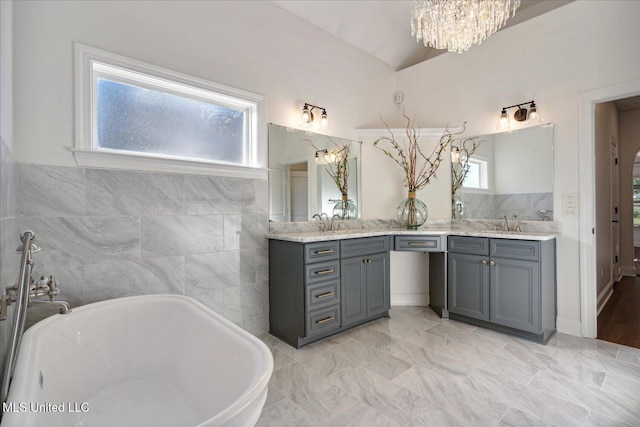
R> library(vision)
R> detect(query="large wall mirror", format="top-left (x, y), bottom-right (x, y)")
top-left (268, 124), bottom-right (361, 222)
top-left (452, 123), bottom-right (554, 221)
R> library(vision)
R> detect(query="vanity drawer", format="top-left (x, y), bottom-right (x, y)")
top-left (395, 235), bottom-right (443, 252)
top-left (305, 260), bottom-right (340, 284)
top-left (304, 241), bottom-right (340, 263)
top-left (306, 280), bottom-right (340, 311)
top-left (341, 236), bottom-right (390, 258)
top-left (306, 305), bottom-right (341, 337)
top-left (448, 236), bottom-right (489, 256)
top-left (490, 239), bottom-right (540, 261)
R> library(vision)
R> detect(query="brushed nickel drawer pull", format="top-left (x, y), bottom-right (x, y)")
top-left (316, 291), bottom-right (335, 299)
top-left (408, 242), bottom-right (430, 246)
top-left (315, 269), bottom-right (335, 275)
top-left (315, 249), bottom-right (334, 254)
top-left (316, 316), bottom-right (335, 324)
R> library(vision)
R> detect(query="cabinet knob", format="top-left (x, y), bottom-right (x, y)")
top-left (482, 260), bottom-right (488, 265)
top-left (490, 261), bottom-right (496, 266)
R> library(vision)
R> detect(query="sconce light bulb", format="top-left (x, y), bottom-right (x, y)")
top-left (497, 109), bottom-right (510, 131)
top-left (321, 109), bottom-right (328, 128)
top-left (527, 103), bottom-right (541, 124)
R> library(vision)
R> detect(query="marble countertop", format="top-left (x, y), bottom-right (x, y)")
top-left (267, 227), bottom-right (559, 243)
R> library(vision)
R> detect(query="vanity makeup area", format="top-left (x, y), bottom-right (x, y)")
top-left (267, 123), bottom-right (558, 348)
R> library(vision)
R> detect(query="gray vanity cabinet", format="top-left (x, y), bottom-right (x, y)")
top-left (340, 237), bottom-right (390, 329)
top-left (447, 236), bottom-right (556, 343)
top-left (447, 252), bottom-right (490, 321)
top-left (269, 236), bottom-right (390, 348)
top-left (269, 239), bottom-right (341, 348)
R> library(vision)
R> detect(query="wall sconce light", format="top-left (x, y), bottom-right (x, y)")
top-left (496, 100), bottom-right (541, 131)
top-left (302, 103), bottom-right (329, 129)
top-left (314, 149), bottom-right (328, 163)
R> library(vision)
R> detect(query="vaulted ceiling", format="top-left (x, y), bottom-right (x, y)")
top-left (272, 0), bottom-right (574, 70)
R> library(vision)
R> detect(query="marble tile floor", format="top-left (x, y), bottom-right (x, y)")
top-left (257, 306), bottom-right (640, 427)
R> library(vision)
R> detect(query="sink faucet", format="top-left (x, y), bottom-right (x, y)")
top-left (499, 214), bottom-right (521, 232)
top-left (312, 213), bottom-right (335, 232)
top-left (312, 213), bottom-right (342, 232)
top-left (501, 214), bottom-right (510, 232)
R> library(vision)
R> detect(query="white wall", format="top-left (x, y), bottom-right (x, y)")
top-left (12, 0), bottom-right (397, 166)
top-left (391, 0), bottom-right (640, 334)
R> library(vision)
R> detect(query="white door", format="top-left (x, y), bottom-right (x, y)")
top-left (290, 171), bottom-right (308, 222)
top-left (610, 136), bottom-right (621, 280)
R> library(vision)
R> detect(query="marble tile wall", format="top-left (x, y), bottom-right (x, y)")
top-left (459, 192), bottom-right (553, 221)
top-left (0, 136), bottom-right (18, 390)
top-left (16, 164), bottom-right (269, 335)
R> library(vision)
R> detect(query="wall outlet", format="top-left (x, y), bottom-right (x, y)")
top-left (394, 92), bottom-right (404, 104)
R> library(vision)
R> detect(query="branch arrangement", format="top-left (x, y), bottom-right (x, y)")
top-left (374, 112), bottom-right (461, 192)
top-left (309, 138), bottom-right (351, 196)
top-left (451, 137), bottom-right (481, 194)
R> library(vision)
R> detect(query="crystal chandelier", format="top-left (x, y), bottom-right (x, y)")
top-left (411, 0), bottom-right (521, 53)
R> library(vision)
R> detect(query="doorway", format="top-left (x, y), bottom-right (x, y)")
top-left (289, 162), bottom-right (309, 222)
top-left (579, 80), bottom-right (640, 340)
top-left (593, 94), bottom-right (640, 349)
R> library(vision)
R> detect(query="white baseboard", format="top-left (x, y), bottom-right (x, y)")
top-left (391, 293), bottom-right (429, 306)
top-left (596, 281), bottom-right (614, 315)
top-left (556, 317), bottom-right (582, 337)
top-left (621, 266), bottom-right (635, 276)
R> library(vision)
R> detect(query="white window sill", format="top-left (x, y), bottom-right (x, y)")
top-left (70, 148), bottom-right (267, 180)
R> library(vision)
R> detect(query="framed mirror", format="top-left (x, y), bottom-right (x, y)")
top-left (452, 124), bottom-right (554, 221)
top-left (268, 124), bottom-right (361, 222)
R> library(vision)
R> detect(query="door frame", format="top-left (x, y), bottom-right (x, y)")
top-left (579, 80), bottom-right (640, 338)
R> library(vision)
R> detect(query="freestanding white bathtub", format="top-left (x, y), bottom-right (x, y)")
top-left (1, 294), bottom-right (273, 427)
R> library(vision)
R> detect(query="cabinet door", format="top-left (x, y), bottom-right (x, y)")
top-left (447, 252), bottom-right (490, 321)
top-left (490, 257), bottom-right (541, 333)
top-left (341, 256), bottom-right (367, 328)
top-left (366, 252), bottom-right (390, 318)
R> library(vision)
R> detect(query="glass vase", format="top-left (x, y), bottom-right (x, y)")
top-left (396, 191), bottom-right (428, 229)
top-left (452, 192), bottom-right (465, 219)
top-left (332, 195), bottom-right (357, 220)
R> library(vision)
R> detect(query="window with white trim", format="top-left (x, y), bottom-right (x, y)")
top-left (73, 43), bottom-right (266, 178)
top-left (462, 158), bottom-right (489, 190)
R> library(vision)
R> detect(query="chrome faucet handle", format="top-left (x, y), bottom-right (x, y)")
top-left (46, 275), bottom-right (60, 302)
top-left (330, 214), bottom-right (342, 231)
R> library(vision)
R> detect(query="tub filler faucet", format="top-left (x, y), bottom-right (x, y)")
top-left (1, 274), bottom-right (71, 320)
top-left (28, 275), bottom-right (72, 314)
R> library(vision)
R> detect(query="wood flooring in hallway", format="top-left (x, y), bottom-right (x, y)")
top-left (597, 275), bottom-right (640, 349)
